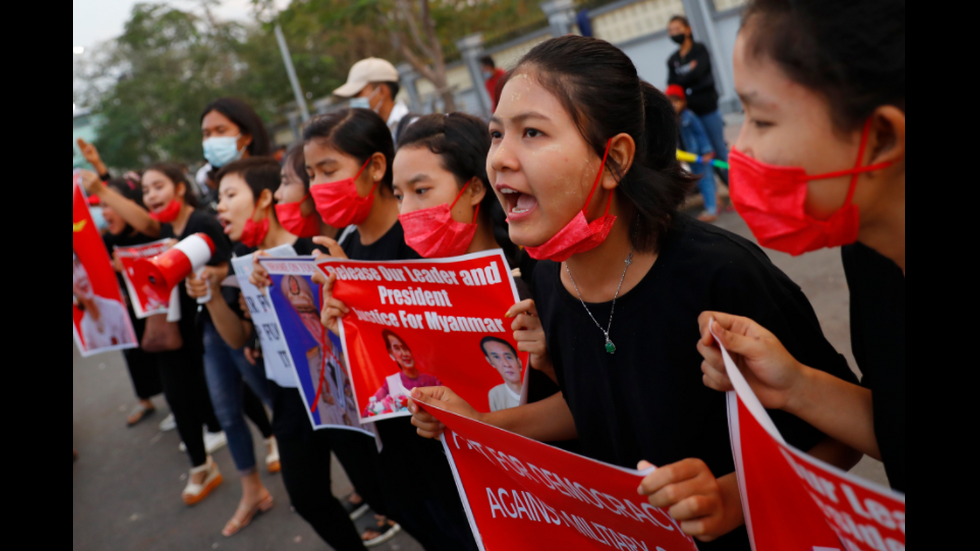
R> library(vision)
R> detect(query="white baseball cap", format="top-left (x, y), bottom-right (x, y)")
top-left (333, 58), bottom-right (400, 98)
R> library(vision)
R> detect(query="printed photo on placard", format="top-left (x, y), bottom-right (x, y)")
top-left (259, 257), bottom-right (372, 435)
top-left (73, 175), bottom-right (137, 357)
top-left (315, 250), bottom-right (526, 424)
top-left (115, 239), bottom-right (174, 318)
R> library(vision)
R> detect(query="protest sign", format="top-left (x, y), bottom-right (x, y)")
top-left (232, 245), bottom-right (297, 389)
top-left (115, 239), bottom-right (176, 318)
top-left (73, 175), bottom-right (137, 357)
top-left (720, 341), bottom-right (906, 551)
top-left (315, 251), bottom-right (525, 424)
top-left (424, 403), bottom-right (700, 551)
top-left (258, 256), bottom-right (372, 435)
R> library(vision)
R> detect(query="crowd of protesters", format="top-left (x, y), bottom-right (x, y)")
top-left (74, 1), bottom-right (904, 549)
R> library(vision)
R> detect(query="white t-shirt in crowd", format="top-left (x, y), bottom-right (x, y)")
top-left (80, 296), bottom-right (135, 350)
top-left (488, 384), bottom-right (522, 413)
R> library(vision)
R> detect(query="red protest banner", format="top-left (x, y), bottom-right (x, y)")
top-left (720, 342), bottom-right (906, 551)
top-left (315, 251), bottom-right (525, 424)
top-left (73, 174), bottom-right (137, 357)
top-left (425, 403), bottom-right (700, 551)
top-left (115, 239), bottom-right (175, 319)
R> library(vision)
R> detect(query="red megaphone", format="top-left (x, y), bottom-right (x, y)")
top-left (132, 233), bottom-right (216, 305)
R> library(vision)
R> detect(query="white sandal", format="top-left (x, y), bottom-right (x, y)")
top-left (182, 456), bottom-right (223, 506)
top-left (265, 437), bottom-right (281, 474)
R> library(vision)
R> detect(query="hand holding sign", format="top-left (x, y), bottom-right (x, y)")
top-left (697, 312), bottom-right (805, 412)
top-left (249, 251), bottom-right (273, 289)
top-left (317, 271), bottom-right (349, 336)
top-left (408, 386), bottom-right (482, 440)
top-left (507, 299), bottom-right (556, 384)
top-left (637, 460), bottom-right (743, 544)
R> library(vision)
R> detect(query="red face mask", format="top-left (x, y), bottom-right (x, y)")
top-left (400, 181), bottom-right (480, 259)
top-left (524, 140), bottom-right (617, 263)
top-left (275, 195), bottom-right (321, 238)
top-left (239, 206), bottom-right (270, 248)
top-left (310, 159), bottom-right (376, 228)
top-left (729, 119), bottom-right (893, 257)
top-left (150, 199), bottom-right (183, 223)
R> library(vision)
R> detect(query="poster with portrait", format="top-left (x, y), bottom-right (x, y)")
top-left (314, 251), bottom-right (526, 425)
top-left (73, 174), bottom-right (138, 357)
top-left (115, 239), bottom-right (177, 319)
top-left (257, 256), bottom-right (373, 435)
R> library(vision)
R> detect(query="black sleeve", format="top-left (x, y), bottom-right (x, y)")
top-left (711, 245), bottom-right (858, 453)
top-left (671, 45), bottom-right (714, 89)
top-left (187, 212), bottom-right (232, 266)
top-left (666, 52), bottom-right (680, 86)
top-left (159, 223), bottom-right (176, 240)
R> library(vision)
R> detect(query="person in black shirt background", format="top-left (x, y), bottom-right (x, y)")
top-left (81, 164), bottom-right (229, 508)
top-left (697, 0), bottom-right (905, 493)
top-left (408, 35), bottom-right (862, 550)
top-left (668, 15), bottom-right (729, 185)
top-left (101, 175), bottom-right (163, 427)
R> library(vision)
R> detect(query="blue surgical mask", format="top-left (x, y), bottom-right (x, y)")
top-left (350, 86), bottom-right (381, 113)
top-left (90, 207), bottom-right (109, 232)
top-left (203, 135), bottom-right (244, 168)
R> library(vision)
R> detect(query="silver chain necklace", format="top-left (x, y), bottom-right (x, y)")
top-left (564, 246), bottom-right (635, 355)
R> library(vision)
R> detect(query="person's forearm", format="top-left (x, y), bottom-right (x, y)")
top-left (93, 185), bottom-right (161, 237)
top-left (479, 393), bottom-right (578, 442)
top-left (205, 294), bottom-right (249, 350)
top-left (94, 161), bottom-right (109, 179)
top-left (787, 367), bottom-right (881, 460)
top-left (807, 437), bottom-right (863, 473)
top-left (717, 473), bottom-right (746, 536)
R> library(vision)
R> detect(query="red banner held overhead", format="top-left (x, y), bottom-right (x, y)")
top-left (73, 174), bottom-right (137, 357)
top-left (424, 404), bottom-right (700, 551)
top-left (315, 251), bottom-right (526, 424)
top-left (720, 341), bottom-right (906, 551)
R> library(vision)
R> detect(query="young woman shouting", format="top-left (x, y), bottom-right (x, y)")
top-left (408, 35), bottom-right (861, 550)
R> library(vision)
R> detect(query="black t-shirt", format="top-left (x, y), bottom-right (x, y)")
top-left (534, 216), bottom-right (857, 551)
top-left (339, 222), bottom-right (421, 262)
top-left (668, 42), bottom-right (720, 116)
top-left (159, 210), bottom-right (233, 353)
top-left (842, 243), bottom-right (905, 493)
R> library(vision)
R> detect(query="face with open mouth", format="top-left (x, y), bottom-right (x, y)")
top-left (216, 172), bottom-right (257, 242)
top-left (141, 170), bottom-right (181, 216)
top-left (487, 73), bottom-right (609, 248)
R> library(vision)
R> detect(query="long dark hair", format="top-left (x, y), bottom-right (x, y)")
top-left (503, 35), bottom-right (696, 253)
top-left (303, 109), bottom-right (395, 193)
top-left (200, 98), bottom-right (272, 157)
top-left (396, 113), bottom-right (520, 264)
top-left (283, 144), bottom-right (311, 191)
top-left (743, 0), bottom-right (905, 132)
top-left (215, 157), bottom-right (283, 221)
top-left (106, 175), bottom-right (144, 235)
top-left (143, 163), bottom-right (200, 209)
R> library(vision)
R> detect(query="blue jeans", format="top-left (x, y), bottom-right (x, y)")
top-left (202, 319), bottom-right (272, 474)
top-left (698, 109), bottom-right (729, 184)
top-left (691, 162), bottom-right (718, 216)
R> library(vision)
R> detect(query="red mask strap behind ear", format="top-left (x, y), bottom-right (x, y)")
top-left (583, 139), bottom-right (615, 218)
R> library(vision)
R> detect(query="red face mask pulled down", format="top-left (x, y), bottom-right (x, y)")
top-left (523, 140), bottom-right (617, 263)
top-left (310, 160), bottom-right (376, 228)
top-left (150, 199), bottom-right (183, 223)
top-left (400, 182), bottom-right (480, 259)
top-left (729, 119), bottom-right (893, 257)
top-left (239, 206), bottom-right (270, 248)
top-left (275, 195), bottom-right (321, 238)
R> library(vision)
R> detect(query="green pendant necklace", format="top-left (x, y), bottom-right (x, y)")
top-left (565, 245), bottom-right (635, 355)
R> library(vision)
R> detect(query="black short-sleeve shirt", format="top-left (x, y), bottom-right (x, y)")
top-left (842, 243), bottom-right (905, 493)
top-left (339, 222), bottom-right (420, 262)
top-left (159, 210), bottom-right (233, 352)
top-left (534, 216), bottom-right (858, 551)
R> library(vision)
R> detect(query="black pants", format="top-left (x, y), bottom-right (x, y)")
top-left (123, 316), bottom-right (162, 401)
top-left (156, 346), bottom-right (221, 468)
top-left (272, 385), bottom-right (368, 551)
top-left (376, 419), bottom-right (479, 551)
top-left (330, 428), bottom-right (388, 517)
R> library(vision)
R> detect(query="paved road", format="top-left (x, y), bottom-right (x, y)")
top-left (74, 191), bottom-right (888, 551)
